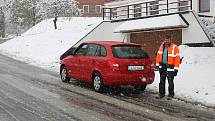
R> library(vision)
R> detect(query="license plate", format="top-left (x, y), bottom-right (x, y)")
top-left (128, 66), bottom-right (144, 71)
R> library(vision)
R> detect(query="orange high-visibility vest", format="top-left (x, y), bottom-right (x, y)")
top-left (156, 42), bottom-right (180, 72)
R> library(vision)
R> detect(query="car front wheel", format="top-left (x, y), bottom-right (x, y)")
top-left (93, 73), bottom-right (103, 92)
top-left (60, 66), bottom-right (70, 83)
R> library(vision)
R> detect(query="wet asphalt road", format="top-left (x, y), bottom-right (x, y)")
top-left (0, 53), bottom-right (215, 121)
top-left (0, 53), bottom-right (154, 121)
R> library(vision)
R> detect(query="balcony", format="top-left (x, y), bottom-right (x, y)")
top-left (103, 0), bottom-right (192, 21)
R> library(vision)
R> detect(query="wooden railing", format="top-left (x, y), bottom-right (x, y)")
top-left (103, 0), bottom-right (192, 21)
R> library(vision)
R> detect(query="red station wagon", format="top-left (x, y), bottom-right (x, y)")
top-left (60, 41), bottom-right (155, 92)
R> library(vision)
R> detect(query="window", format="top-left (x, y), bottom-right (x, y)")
top-left (74, 44), bottom-right (88, 56)
top-left (133, 4), bottom-right (142, 18)
top-left (199, 0), bottom-right (210, 12)
top-left (83, 5), bottom-right (89, 13)
top-left (150, 1), bottom-right (159, 15)
top-left (178, 0), bottom-right (189, 11)
top-left (112, 45), bottom-right (149, 59)
top-left (95, 45), bottom-right (107, 57)
top-left (100, 46), bottom-right (107, 57)
top-left (95, 5), bottom-right (102, 13)
top-left (86, 44), bottom-right (99, 56)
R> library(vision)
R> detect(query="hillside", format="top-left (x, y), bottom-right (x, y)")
top-left (0, 17), bottom-right (102, 70)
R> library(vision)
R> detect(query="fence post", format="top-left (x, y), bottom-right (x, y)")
top-left (146, 2), bottom-right (148, 16)
top-left (109, 8), bottom-right (112, 20)
top-left (167, 0), bottom-right (169, 13)
top-left (190, 0), bottom-right (192, 10)
top-left (127, 5), bottom-right (129, 19)
top-left (103, 8), bottom-right (105, 20)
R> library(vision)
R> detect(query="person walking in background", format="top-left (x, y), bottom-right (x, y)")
top-left (53, 17), bottom-right (58, 29)
top-left (156, 35), bottom-right (180, 99)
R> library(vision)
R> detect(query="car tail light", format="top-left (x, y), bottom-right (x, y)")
top-left (108, 59), bottom-right (120, 71)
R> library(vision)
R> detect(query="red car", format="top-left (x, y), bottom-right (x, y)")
top-left (60, 41), bottom-right (155, 92)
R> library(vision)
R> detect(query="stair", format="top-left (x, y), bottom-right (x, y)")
top-left (199, 17), bottom-right (215, 46)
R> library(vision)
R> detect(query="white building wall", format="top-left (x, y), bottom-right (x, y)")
top-left (192, 0), bottom-right (215, 16)
top-left (182, 12), bottom-right (210, 44)
top-left (210, 0), bottom-right (215, 16)
top-left (75, 21), bottom-right (130, 47)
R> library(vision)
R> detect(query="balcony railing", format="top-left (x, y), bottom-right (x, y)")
top-left (103, 0), bottom-right (192, 21)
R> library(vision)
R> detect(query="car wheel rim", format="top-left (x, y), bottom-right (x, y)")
top-left (94, 76), bottom-right (101, 91)
top-left (61, 68), bottom-right (67, 81)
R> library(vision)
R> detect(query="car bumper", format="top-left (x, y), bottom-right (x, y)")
top-left (102, 72), bottom-right (154, 86)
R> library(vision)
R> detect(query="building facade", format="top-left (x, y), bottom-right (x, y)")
top-left (74, 0), bottom-right (215, 61)
top-left (76, 0), bottom-right (115, 17)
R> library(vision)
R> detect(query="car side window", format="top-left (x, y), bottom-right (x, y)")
top-left (74, 44), bottom-right (88, 56)
top-left (100, 46), bottom-right (107, 57)
top-left (95, 45), bottom-right (107, 57)
top-left (85, 44), bottom-right (99, 56)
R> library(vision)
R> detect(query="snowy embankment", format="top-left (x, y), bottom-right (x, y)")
top-left (0, 17), bottom-right (102, 71)
top-left (0, 17), bottom-right (215, 107)
top-left (150, 46), bottom-right (215, 106)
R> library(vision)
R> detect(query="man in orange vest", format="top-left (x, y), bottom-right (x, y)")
top-left (156, 35), bottom-right (180, 99)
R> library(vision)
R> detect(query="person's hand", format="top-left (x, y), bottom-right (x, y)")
top-left (174, 70), bottom-right (178, 76)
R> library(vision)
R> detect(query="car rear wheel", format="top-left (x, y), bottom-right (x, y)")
top-left (60, 66), bottom-right (70, 83)
top-left (93, 73), bottom-right (103, 92)
top-left (134, 84), bottom-right (147, 91)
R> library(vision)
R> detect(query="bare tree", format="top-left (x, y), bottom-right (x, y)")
top-left (0, 7), bottom-right (5, 38)
top-left (0, 0), bottom-right (13, 38)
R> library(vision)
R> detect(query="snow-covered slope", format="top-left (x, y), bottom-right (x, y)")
top-left (0, 17), bottom-right (102, 71)
top-left (0, 17), bottom-right (215, 107)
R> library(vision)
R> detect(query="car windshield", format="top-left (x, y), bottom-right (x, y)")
top-left (112, 45), bottom-right (149, 59)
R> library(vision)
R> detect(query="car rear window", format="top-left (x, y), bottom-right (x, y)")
top-left (112, 45), bottom-right (149, 59)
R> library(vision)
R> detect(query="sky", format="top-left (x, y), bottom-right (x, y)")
top-left (0, 17), bottom-right (215, 107)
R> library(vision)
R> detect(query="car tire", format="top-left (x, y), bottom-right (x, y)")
top-left (60, 66), bottom-right (70, 83)
top-left (92, 73), bottom-right (103, 92)
top-left (134, 84), bottom-right (147, 91)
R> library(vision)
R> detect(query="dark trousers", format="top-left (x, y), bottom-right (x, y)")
top-left (159, 64), bottom-right (175, 96)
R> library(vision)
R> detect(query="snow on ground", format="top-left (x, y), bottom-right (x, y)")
top-left (1, 17), bottom-right (215, 107)
top-left (0, 17), bottom-right (102, 71)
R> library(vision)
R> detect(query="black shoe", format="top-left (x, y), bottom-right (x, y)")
top-left (156, 95), bottom-right (165, 99)
top-left (168, 94), bottom-right (174, 98)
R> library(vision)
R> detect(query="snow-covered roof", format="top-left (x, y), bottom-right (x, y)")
top-left (114, 14), bottom-right (188, 33)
